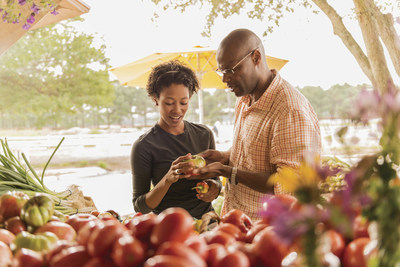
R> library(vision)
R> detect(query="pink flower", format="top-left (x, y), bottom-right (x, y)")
top-left (31, 3), bottom-right (40, 14)
top-left (26, 13), bottom-right (35, 24)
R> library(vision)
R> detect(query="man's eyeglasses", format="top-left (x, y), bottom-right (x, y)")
top-left (216, 47), bottom-right (258, 77)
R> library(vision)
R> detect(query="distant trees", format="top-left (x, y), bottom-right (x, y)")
top-left (299, 83), bottom-right (365, 119)
top-left (0, 19), bottom-right (371, 130)
top-left (0, 20), bottom-right (114, 128)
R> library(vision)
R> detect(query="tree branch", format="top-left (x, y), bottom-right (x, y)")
top-left (312, 0), bottom-right (376, 86)
top-left (367, 0), bottom-right (400, 77)
top-left (353, 0), bottom-right (393, 92)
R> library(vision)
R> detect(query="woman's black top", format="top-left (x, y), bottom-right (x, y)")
top-left (131, 120), bottom-right (221, 219)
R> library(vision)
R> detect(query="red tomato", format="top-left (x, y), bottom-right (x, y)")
top-left (76, 219), bottom-right (103, 246)
top-left (352, 215), bottom-right (369, 239)
top-left (66, 213), bottom-right (98, 233)
top-left (0, 241), bottom-right (13, 266)
top-left (83, 257), bottom-right (119, 267)
top-left (342, 237), bottom-right (370, 267)
top-left (144, 255), bottom-right (196, 267)
top-left (155, 241), bottom-right (206, 267)
top-left (35, 221), bottom-right (77, 242)
top-left (215, 250), bottom-right (250, 267)
top-left (215, 223), bottom-right (245, 241)
top-left (150, 208), bottom-right (194, 248)
top-left (184, 234), bottom-right (208, 259)
top-left (111, 233), bottom-right (146, 267)
top-left (252, 227), bottom-right (291, 267)
top-left (45, 240), bottom-right (74, 264)
top-left (87, 220), bottom-right (127, 257)
top-left (205, 243), bottom-right (226, 267)
top-left (245, 223), bottom-right (268, 243)
top-left (0, 191), bottom-right (29, 222)
top-left (326, 229), bottom-right (346, 259)
top-left (127, 213), bottom-right (157, 245)
top-left (49, 245), bottom-right (91, 267)
top-left (202, 230), bottom-right (236, 247)
top-left (0, 228), bottom-right (15, 246)
top-left (221, 209), bottom-right (253, 233)
top-left (122, 212), bottom-right (143, 228)
top-left (4, 216), bottom-right (27, 235)
top-left (13, 248), bottom-right (43, 267)
top-left (227, 241), bottom-right (257, 266)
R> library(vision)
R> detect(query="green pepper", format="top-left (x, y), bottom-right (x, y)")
top-left (21, 194), bottom-right (55, 227)
top-left (12, 231), bottom-right (58, 252)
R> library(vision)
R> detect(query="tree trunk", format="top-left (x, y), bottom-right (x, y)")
top-left (312, 0), bottom-right (376, 86)
top-left (367, 0), bottom-right (400, 77)
top-left (353, 0), bottom-right (393, 93)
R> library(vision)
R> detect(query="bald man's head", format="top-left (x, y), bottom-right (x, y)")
top-left (215, 29), bottom-right (272, 98)
top-left (216, 29), bottom-right (267, 72)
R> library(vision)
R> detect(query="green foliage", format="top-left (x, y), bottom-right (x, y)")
top-left (149, 0), bottom-right (314, 37)
top-left (299, 84), bottom-right (364, 119)
top-left (97, 161), bottom-right (108, 169)
top-left (0, 20), bottom-right (114, 128)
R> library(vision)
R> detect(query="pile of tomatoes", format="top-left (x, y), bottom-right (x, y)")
top-left (0, 191), bottom-right (374, 267)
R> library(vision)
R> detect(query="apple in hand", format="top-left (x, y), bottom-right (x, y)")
top-left (183, 155), bottom-right (206, 174)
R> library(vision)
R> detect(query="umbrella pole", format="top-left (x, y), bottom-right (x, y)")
top-left (198, 89), bottom-right (204, 124)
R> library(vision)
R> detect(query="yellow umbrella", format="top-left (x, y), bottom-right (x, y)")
top-left (110, 47), bottom-right (289, 123)
top-left (0, 0), bottom-right (90, 55)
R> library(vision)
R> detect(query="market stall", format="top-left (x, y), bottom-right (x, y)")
top-left (1, 1), bottom-right (400, 267)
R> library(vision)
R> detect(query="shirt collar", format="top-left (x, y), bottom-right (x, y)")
top-left (238, 69), bottom-right (281, 112)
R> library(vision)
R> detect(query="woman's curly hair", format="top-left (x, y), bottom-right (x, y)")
top-left (146, 60), bottom-right (200, 99)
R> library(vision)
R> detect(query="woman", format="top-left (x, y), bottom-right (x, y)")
top-left (131, 60), bottom-right (221, 219)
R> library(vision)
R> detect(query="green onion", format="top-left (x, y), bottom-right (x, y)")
top-left (0, 138), bottom-right (97, 215)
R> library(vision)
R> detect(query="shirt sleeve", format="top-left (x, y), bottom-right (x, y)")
top-left (270, 108), bottom-right (321, 169)
top-left (131, 139), bottom-right (153, 214)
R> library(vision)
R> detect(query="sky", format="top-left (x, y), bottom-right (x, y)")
top-left (74, 0), bottom-right (399, 89)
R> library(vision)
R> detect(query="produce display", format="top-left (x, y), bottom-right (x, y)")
top-left (0, 189), bottom-right (376, 267)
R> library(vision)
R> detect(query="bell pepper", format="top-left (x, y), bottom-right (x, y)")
top-left (12, 231), bottom-right (58, 252)
top-left (192, 181), bottom-right (209, 194)
top-left (21, 194), bottom-right (55, 227)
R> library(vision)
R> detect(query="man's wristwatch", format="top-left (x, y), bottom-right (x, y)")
top-left (229, 166), bottom-right (238, 185)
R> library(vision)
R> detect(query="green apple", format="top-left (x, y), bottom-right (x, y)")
top-left (184, 155), bottom-right (206, 168)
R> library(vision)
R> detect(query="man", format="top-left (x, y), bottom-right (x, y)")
top-left (192, 28), bottom-right (321, 221)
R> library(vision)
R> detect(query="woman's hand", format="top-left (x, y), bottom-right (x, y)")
top-left (165, 153), bottom-right (194, 184)
top-left (196, 179), bottom-right (220, 202)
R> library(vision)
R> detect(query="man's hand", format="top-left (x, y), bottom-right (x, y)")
top-left (196, 179), bottom-right (221, 202)
top-left (199, 149), bottom-right (230, 165)
top-left (190, 162), bottom-right (227, 180)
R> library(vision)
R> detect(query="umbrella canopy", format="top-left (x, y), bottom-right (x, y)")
top-left (110, 47), bottom-right (289, 123)
top-left (0, 0), bottom-right (90, 55)
top-left (110, 48), bottom-right (288, 88)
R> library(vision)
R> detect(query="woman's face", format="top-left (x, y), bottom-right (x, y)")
top-left (156, 83), bottom-right (190, 133)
